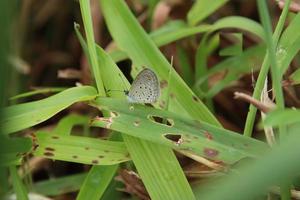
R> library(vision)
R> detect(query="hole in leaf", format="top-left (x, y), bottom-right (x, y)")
top-left (164, 133), bottom-right (183, 145)
top-left (148, 115), bottom-right (174, 127)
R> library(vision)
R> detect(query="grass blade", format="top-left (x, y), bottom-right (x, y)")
top-left (1, 86), bottom-right (97, 135)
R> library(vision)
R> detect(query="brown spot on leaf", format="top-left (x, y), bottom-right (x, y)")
top-left (203, 148), bottom-right (219, 158)
top-left (44, 152), bottom-right (54, 157)
top-left (51, 136), bottom-right (59, 139)
top-left (104, 150), bottom-right (110, 153)
top-left (160, 80), bottom-right (168, 89)
top-left (85, 147), bottom-right (90, 150)
top-left (204, 131), bottom-right (213, 140)
top-left (92, 160), bottom-right (99, 164)
top-left (72, 155), bottom-right (78, 159)
top-left (98, 155), bottom-right (104, 158)
top-left (45, 147), bottom-right (55, 151)
top-left (170, 93), bottom-right (175, 99)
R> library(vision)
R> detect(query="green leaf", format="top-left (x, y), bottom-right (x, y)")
top-left (9, 165), bottom-right (28, 200)
top-left (1, 86), bottom-right (97, 135)
top-left (53, 114), bottom-right (90, 136)
top-left (76, 165), bottom-right (118, 200)
top-left (187, 0), bottom-right (229, 25)
top-left (194, 124), bottom-right (300, 200)
top-left (33, 131), bottom-right (130, 165)
top-left (264, 109), bottom-right (300, 126)
top-left (288, 68), bottom-right (300, 85)
top-left (9, 87), bottom-right (67, 101)
top-left (79, 0), bottom-right (105, 95)
top-left (92, 98), bottom-right (268, 164)
top-left (0, 135), bottom-right (32, 166)
top-left (277, 13), bottom-right (300, 76)
top-left (32, 173), bottom-right (87, 196)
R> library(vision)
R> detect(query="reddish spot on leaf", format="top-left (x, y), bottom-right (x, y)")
top-left (204, 131), bottom-right (213, 140)
top-left (203, 148), bottom-right (219, 158)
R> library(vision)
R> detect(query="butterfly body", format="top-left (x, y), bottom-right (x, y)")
top-left (126, 68), bottom-right (160, 103)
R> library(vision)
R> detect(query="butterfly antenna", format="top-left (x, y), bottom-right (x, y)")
top-left (106, 72), bottom-right (130, 95)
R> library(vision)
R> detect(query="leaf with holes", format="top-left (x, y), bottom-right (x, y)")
top-left (91, 98), bottom-right (268, 164)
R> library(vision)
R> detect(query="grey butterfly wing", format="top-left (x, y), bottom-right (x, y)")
top-left (127, 68), bottom-right (160, 103)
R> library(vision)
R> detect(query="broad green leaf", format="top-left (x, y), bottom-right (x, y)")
top-left (33, 131), bottom-right (130, 165)
top-left (92, 98), bottom-right (268, 164)
top-left (1, 86), bottom-right (97, 135)
top-left (187, 0), bottom-right (229, 25)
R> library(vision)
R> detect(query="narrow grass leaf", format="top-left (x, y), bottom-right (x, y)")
top-left (32, 173), bottom-right (87, 196)
top-left (264, 109), bottom-right (300, 126)
top-left (187, 0), bottom-right (229, 25)
top-left (9, 165), bottom-right (28, 200)
top-left (76, 165), bottom-right (118, 200)
top-left (33, 131), bottom-right (129, 165)
top-left (9, 87), bottom-right (67, 101)
top-left (1, 86), bottom-right (97, 135)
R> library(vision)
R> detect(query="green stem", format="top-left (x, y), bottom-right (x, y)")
top-left (257, 0), bottom-right (291, 199)
top-left (243, 0), bottom-right (291, 137)
top-left (79, 0), bottom-right (106, 95)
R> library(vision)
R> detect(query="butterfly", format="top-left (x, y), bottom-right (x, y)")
top-left (126, 68), bottom-right (160, 103)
